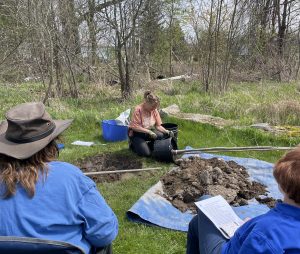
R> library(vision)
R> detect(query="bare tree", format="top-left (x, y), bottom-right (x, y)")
top-left (104, 0), bottom-right (145, 99)
top-left (1, 0), bottom-right (299, 97)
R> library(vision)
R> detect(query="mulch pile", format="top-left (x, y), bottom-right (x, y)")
top-left (161, 156), bottom-right (276, 213)
top-left (76, 153), bottom-right (143, 183)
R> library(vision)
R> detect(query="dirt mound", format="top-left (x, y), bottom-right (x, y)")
top-left (161, 157), bottom-right (276, 213)
top-left (76, 153), bottom-right (143, 183)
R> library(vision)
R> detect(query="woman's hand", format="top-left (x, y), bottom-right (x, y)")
top-left (165, 130), bottom-right (175, 138)
top-left (148, 131), bottom-right (157, 139)
top-left (242, 217), bottom-right (251, 224)
top-left (168, 130), bottom-right (175, 138)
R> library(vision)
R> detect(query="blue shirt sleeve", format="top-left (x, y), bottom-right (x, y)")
top-left (77, 185), bottom-right (118, 247)
top-left (237, 231), bottom-right (278, 254)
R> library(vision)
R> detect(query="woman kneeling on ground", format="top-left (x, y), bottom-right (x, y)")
top-left (186, 148), bottom-right (300, 254)
top-left (129, 90), bottom-right (174, 157)
top-left (0, 102), bottom-right (118, 254)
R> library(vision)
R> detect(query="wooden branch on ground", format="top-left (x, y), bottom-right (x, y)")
top-left (84, 167), bottom-right (161, 176)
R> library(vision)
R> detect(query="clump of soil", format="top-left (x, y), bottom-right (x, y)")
top-left (161, 156), bottom-right (276, 213)
top-left (76, 153), bottom-right (143, 183)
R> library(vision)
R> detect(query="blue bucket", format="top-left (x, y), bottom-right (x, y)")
top-left (101, 120), bottom-right (128, 142)
top-left (57, 143), bottom-right (65, 150)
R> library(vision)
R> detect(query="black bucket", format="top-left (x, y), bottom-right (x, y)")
top-left (152, 137), bottom-right (178, 162)
top-left (161, 123), bottom-right (178, 141)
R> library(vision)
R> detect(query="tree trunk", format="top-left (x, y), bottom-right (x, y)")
top-left (277, 0), bottom-right (288, 57)
top-left (87, 0), bottom-right (97, 66)
top-left (59, 0), bottom-right (81, 55)
top-left (169, 0), bottom-right (175, 77)
top-left (205, 0), bottom-right (214, 92)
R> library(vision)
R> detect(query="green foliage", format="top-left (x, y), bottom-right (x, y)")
top-left (139, 0), bottom-right (189, 75)
top-left (139, 0), bottom-right (164, 56)
top-left (160, 81), bottom-right (300, 125)
top-left (150, 20), bottom-right (189, 73)
top-left (168, 20), bottom-right (189, 60)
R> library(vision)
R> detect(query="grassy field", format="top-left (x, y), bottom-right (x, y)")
top-left (1, 81), bottom-right (300, 253)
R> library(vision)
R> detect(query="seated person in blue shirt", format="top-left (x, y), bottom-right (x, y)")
top-left (186, 148), bottom-right (300, 254)
top-left (0, 102), bottom-right (118, 254)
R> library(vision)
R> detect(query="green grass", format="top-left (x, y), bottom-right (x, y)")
top-left (1, 81), bottom-right (300, 253)
top-left (159, 81), bottom-right (300, 125)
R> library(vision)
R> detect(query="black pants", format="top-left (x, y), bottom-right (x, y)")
top-left (130, 130), bottom-right (166, 157)
top-left (186, 196), bottom-right (227, 254)
top-left (93, 244), bottom-right (113, 254)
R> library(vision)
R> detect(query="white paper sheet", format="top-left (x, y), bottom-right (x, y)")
top-left (195, 195), bottom-right (244, 239)
top-left (71, 141), bottom-right (95, 147)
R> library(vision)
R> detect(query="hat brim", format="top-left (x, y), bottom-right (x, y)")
top-left (0, 119), bottom-right (73, 159)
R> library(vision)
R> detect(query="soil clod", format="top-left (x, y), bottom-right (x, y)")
top-left (160, 157), bottom-right (276, 213)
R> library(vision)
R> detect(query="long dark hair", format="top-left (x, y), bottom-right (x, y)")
top-left (0, 140), bottom-right (59, 198)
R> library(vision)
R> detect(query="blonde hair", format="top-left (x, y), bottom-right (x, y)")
top-left (0, 140), bottom-right (59, 198)
top-left (144, 90), bottom-right (160, 106)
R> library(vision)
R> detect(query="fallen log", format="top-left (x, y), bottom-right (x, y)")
top-left (158, 75), bottom-right (187, 81)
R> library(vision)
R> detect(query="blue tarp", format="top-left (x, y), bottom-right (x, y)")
top-left (127, 147), bottom-right (282, 232)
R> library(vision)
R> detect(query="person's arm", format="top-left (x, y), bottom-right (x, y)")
top-left (130, 125), bottom-right (152, 134)
top-left (156, 125), bottom-right (168, 134)
top-left (78, 185), bottom-right (118, 247)
top-left (153, 110), bottom-right (175, 136)
top-left (153, 109), bottom-right (168, 134)
top-left (237, 232), bottom-right (278, 254)
top-left (223, 230), bottom-right (278, 254)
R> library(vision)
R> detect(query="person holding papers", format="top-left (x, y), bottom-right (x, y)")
top-left (186, 148), bottom-right (300, 254)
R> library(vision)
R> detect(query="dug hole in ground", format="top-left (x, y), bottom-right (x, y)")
top-left (76, 153), bottom-right (143, 182)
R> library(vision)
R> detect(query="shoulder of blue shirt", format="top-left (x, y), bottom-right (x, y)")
top-left (46, 161), bottom-right (96, 193)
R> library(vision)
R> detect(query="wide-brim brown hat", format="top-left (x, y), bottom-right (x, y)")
top-left (0, 102), bottom-right (73, 159)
